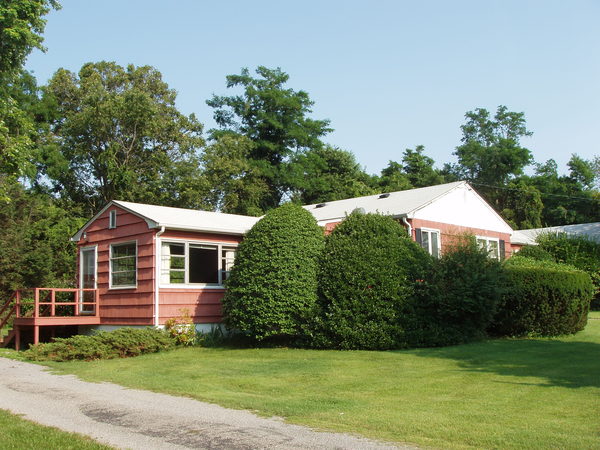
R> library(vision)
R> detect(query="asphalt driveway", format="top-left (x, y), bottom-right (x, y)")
top-left (0, 357), bottom-right (412, 449)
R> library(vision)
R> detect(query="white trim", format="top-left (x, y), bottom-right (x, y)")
top-left (159, 238), bottom-right (238, 289)
top-left (420, 227), bottom-right (442, 258)
top-left (79, 245), bottom-right (98, 314)
top-left (154, 227), bottom-right (165, 327)
top-left (476, 236), bottom-right (501, 260)
top-left (109, 209), bottom-right (117, 229)
top-left (109, 240), bottom-right (138, 289)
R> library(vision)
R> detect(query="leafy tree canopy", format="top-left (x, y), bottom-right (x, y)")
top-left (451, 105), bottom-right (533, 186)
top-left (207, 66), bottom-right (332, 211)
top-left (287, 146), bottom-right (375, 204)
top-left (39, 61), bottom-right (205, 213)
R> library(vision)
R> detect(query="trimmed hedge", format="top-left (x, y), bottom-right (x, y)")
top-left (24, 327), bottom-right (176, 361)
top-left (409, 236), bottom-right (505, 346)
top-left (313, 212), bottom-right (432, 350)
top-left (491, 257), bottom-right (593, 336)
top-left (535, 233), bottom-right (600, 310)
top-left (222, 203), bottom-right (324, 342)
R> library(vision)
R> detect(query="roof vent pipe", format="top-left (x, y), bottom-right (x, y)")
top-left (378, 193), bottom-right (390, 199)
top-left (315, 203), bottom-right (327, 208)
top-left (353, 207), bottom-right (366, 214)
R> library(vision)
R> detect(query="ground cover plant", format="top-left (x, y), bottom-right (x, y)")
top-left (32, 312), bottom-right (600, 450)
top-left (24, 327), bottom-right (175, 361)
top-left (0, 408), bottom-right (111, 449)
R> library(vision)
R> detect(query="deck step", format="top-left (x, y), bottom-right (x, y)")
top-left (0, 330), bottom-right (16, 348)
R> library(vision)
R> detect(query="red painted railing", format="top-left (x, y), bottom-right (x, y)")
top-left (15, 288), bottom-right (99, 318)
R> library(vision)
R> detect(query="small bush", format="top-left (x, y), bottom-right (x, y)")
top-left (24, 327), bottom-right (175, 361)
top-left (313, 212), bottom-right (432, 350)
top-left (515, 245), bottom-right (555, 262)
top-left (164, 309), bottom-right (196, 346)
top-left (409, 236), bottom-right (505, 347)
top-left (223, 203), bottom-right (325, 342)
top-left (491, 257), bottom-right (593, 337)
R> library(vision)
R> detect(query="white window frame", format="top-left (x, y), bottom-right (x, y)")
top-left (420, 227), bottom-right (441, 258)
top-left (109, 240), bottom-right (138, 289)
top-left (476, 236), bottom-right (500, 260)
top-left (79, 245), bottom-right (98, 314)
top-left (109, 210), bottom-right (117, 229)
top-left (159, 238), bottom-right (238, 289)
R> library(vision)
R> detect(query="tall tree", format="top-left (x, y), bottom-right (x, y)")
top-left (287, 146), bottom-right (374, 204)
top-left (207, 66), bottom-right (332, 211)
top-left (451, 105), bottom-right (533, 186)
top-left (39, 61), bottom-right (205, 213)
top-left (200, 134), bottom-right (268, 216)
top-left (401, 145), bottom-right (445, 188)
top-left (0, 0), bottom-right (59, 195)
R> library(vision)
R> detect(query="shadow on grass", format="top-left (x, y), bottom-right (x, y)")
top-left (412, 338), bottom-right (600, 389)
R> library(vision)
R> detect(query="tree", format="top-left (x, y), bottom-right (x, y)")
top-left (207, 66), bottom-right (332, 211)
top-left (401, 145), bottom-right (445, 187)
top-left (0, 181), bottom-right (84, 299)
top-left (0, 0), bottom-right (59, 195)
top-left (376, 161), bottom-right (413, 192)
top-left (222, 203), bottom-right (324, 342)
top-left (39, 61), bottom-right (205, 213)
top-left (451, 106), bottom-right (533, 186)
top-left (287, 146), bottom-right (374, 204)
top-left (200, 134), bottom-right (268, 216)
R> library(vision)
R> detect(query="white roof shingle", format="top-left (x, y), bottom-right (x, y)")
top-left (302, 181), bottom-right (466, 223)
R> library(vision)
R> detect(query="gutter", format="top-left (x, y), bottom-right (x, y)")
top-left (154, 226), bottom-right (165, 327)
top-left (401, 216), bottom-right (412, 238)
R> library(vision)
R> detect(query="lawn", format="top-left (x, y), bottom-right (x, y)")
top-left (17, 312), bottom-right (600, 449)
top-left (0, 409), bottom-right (112, 449)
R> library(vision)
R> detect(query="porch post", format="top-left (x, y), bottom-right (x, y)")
top-left (33, 325), bottom-right (39, 346)
top-left (15, 290), bottom-right (20, 318)
top-left (34, 288), bottom-right (39, 318)
top-left (14, 326), bottom-right (20, 351)
top-left (51, 289), bottom-right (56, 316)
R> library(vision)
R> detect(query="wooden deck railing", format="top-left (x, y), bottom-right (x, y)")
top-left (15, 288), bottom-right (99, 318)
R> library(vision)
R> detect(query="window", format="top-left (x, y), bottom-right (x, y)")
top-left (109, 210), bottom-right (117, 229)
top-left (417, 228), bottom-right (441, 258)
top-left (477, 237), bottom-right (501, 260)
top-left (161, 241), bottom-right (236, 286)
top-left (110, 242), bottom-right (137, 287)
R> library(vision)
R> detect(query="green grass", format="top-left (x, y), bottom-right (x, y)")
top-left (0, 409), bottom-right (112, 449)
top-left (10, 312), bottom-right (600, 449)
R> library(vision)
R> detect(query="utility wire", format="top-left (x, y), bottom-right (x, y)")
top-left (470, 182), bottom-right (600, 202)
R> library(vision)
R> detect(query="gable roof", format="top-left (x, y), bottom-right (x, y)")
top-left (512, 222), bottom-right (600, 246)
top-left (72, 200), bottom-right (261, 241)
top-left (303, 181), bottom-right (468, 223)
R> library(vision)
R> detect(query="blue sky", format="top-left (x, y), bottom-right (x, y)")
top-left (25, 0), bottom-right (600, 176)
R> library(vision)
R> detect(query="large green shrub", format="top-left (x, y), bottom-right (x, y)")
top-left (313, 212), bottom-right (431, 350)
top-left (24, 327), bottom-right (175, 361)
top-left (491, 257), bottom-right (593, 337)
top-left (535, 233), bottom-right (600, 310)
top-left (222, 203), bottom-right (325, 342)
top-left (409, 236), bottom-right (505, 347)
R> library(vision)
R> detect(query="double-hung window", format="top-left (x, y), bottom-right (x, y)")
top-left (417, 228), bottom-right (441, 258)
top-left (161, 241), bottom-right (237, 286)
top-left (110, 241), bottom-right (137, 288)
top-left (477, 236), bottom-right (501, 260)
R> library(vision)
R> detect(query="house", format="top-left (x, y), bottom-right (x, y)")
top-left (512, 222), bottom-right (600, 250)
top-left (304, 181), bottom-right (514, 259)
top-left (1, 181), bottom-right (514, 349)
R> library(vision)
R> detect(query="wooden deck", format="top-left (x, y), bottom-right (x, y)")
top-left (0, 288), bottom-right (100, 350)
